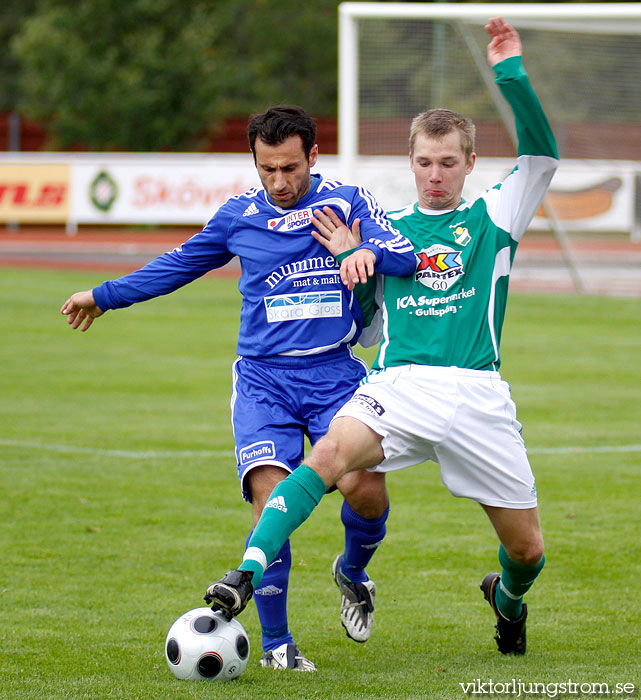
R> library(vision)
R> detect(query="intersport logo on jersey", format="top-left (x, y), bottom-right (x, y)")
top-left (268, 207), bottom-right (314, 231)
top-left (415, 244), bottom-right (463, 291)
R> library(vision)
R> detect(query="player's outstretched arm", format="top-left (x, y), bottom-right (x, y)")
top-left (60, 290), bottom-right (104, 332)
top-left (482, 16), bottom-right (558, 241)
top-left (485, 16), bottom-right (522, 67)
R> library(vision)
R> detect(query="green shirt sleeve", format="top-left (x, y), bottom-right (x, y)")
top-left (493, 55), bottom-right (559, 159)
top-left (335, 249), bottom-right (378, 327)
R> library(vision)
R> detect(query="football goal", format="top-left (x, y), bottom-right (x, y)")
top-left (338, 2), bottom-right (641, 293)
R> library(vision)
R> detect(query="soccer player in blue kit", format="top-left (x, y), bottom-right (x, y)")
top-left (61, 106), bottom-right (417, 671)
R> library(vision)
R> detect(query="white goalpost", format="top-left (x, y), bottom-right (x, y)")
top-left (338, 2), bottom-right (641, 293)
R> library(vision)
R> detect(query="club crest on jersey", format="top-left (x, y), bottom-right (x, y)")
top-left (268, 207), bottom-right (314, 232)
top-left (415, 244), bottom-right (464, 291)
top-left (452, 226), bottom-right (471, 246)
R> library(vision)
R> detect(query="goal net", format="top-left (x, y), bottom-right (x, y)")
top-left (338, 2), bottom-right (641, 293)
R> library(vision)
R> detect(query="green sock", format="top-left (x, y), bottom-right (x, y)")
top-left (239, 465), bottom-right (326, 587)
top-left (495, 544), bottom-right (545, 620)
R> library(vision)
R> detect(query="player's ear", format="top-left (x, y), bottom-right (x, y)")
top-left (466, 152), bottom-right (477, 174)
top-left (308, 144), bottom-right (319, 167)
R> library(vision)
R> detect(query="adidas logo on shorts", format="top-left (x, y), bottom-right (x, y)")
top-left (265, 495), bottom-right (287, 513)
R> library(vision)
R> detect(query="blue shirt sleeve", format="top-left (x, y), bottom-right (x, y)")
top-left (346, 185), bottom-right (417, 277)
top-left (93, 208), bottom-right (236, 311)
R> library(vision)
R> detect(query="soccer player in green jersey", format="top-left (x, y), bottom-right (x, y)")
top-left (205, 17), bottom-right (559, 656)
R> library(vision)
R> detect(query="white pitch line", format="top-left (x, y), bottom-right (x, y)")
top-left (1, 438), bottom-right (640, 459)
top-left (529, 445), bottom-right (641, 455)
top-left (0, 439), bottom-right (233, 459)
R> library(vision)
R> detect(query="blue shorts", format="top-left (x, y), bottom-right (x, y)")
top-left (231, 348), bottom-right (368, 502)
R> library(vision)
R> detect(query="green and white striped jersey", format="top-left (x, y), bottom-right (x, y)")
top-left (368, 56), bottom-right (559, 372)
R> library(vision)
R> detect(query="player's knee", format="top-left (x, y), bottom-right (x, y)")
top-left (338, 472), bottom-right (388, 519)
top-left (305, 431), bottom-right (355, 483)
top-left (306, 435), bottom-right (350, 482)
top-left (507, 539), bottom-right (544, 568)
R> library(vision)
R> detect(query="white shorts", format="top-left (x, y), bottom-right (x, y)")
top-left (333, 365), bottom-right (537, 509)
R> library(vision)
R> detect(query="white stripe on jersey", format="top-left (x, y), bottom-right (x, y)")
top-left (367, 232), bottom-right (415, 254)
top-left (278, 320), bottom-right (358, 356)
top-left (320, 175), bottom-right (405, 240)
top-left (227, 186), bottom-right (262, 205)
top-left (311, 195), bottom-right (351, 220)
top-left (317, 177), bottom-right (342, 192)
top-left (347, 345), bottom-right (371, 374)
top-left (387, 204), bottom-right (415, 220)
top-left (487, 247), bottom-right (513, 370)
top-left (480, 154), bottom-right (558, 242)
top-left (230, 357), bottom-right (241, 449)
top-left (377, 276), bottom-right (391, 367)
top-left (357, 184), bottom-right (403, 237)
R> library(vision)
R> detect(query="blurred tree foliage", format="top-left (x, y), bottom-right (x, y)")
top-left (0, 0), bottom-right (40, 111)
top-left (9, 0), bottom-right (631, 151)
top-left (10, 0), bottom-right (341, 150)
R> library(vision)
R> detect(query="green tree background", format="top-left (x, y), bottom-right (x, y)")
top-left (0, 0), bottom-right (39, 112)
top-left (8, 0), bottom-right (341, 151)
top-left (4, 0), bottom-right (629, 152)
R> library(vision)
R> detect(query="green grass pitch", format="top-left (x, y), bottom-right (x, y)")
top-left (1, 267), bottom-right (640, 699)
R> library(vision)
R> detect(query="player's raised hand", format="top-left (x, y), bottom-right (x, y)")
top-left (340, 248), bottom-right (377, 290)
top-left (60, 290), bottom-right (104, 331)
top-left (485, 17), bottom-right (522, 67)
top-left (311, 206), bottom-right (362, 255)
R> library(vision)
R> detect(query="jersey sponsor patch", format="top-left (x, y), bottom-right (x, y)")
top-left (268, 207), bottom-right (314, 231)
top-left (239, 440), bottom-right (276, 465)
top-left (264, 291), bottom-right (342, 323)
top-left (264, 255), bottom-right (338, 290)
top-left (350, 393), bottom-right (385, 416)
top-left (415, 244), bottom-right (464, 291)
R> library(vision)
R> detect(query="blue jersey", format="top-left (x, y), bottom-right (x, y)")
top-left (93, 173), bottom-right (415, 357)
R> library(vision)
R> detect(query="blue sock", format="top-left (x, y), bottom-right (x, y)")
top-left (246, 533), bottom-right (294, 652)
top-left (340, 500), bottom-right (389, 583)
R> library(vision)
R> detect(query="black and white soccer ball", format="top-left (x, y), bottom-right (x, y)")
top-left (165, 607), bottom-right (250, 681)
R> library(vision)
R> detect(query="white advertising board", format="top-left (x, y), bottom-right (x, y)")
top-left (0, 152), bottom-right (638, 238)
top-left (352, 157), bottom-right (636, 233)
top-left (70, 155), bottom-right (261, 226)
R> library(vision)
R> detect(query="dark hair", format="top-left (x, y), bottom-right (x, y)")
top-left (247, 106), bottom-right (317, 160)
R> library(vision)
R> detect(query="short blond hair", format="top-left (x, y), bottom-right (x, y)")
top-left (409, 109), bottom-right (476, 159)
